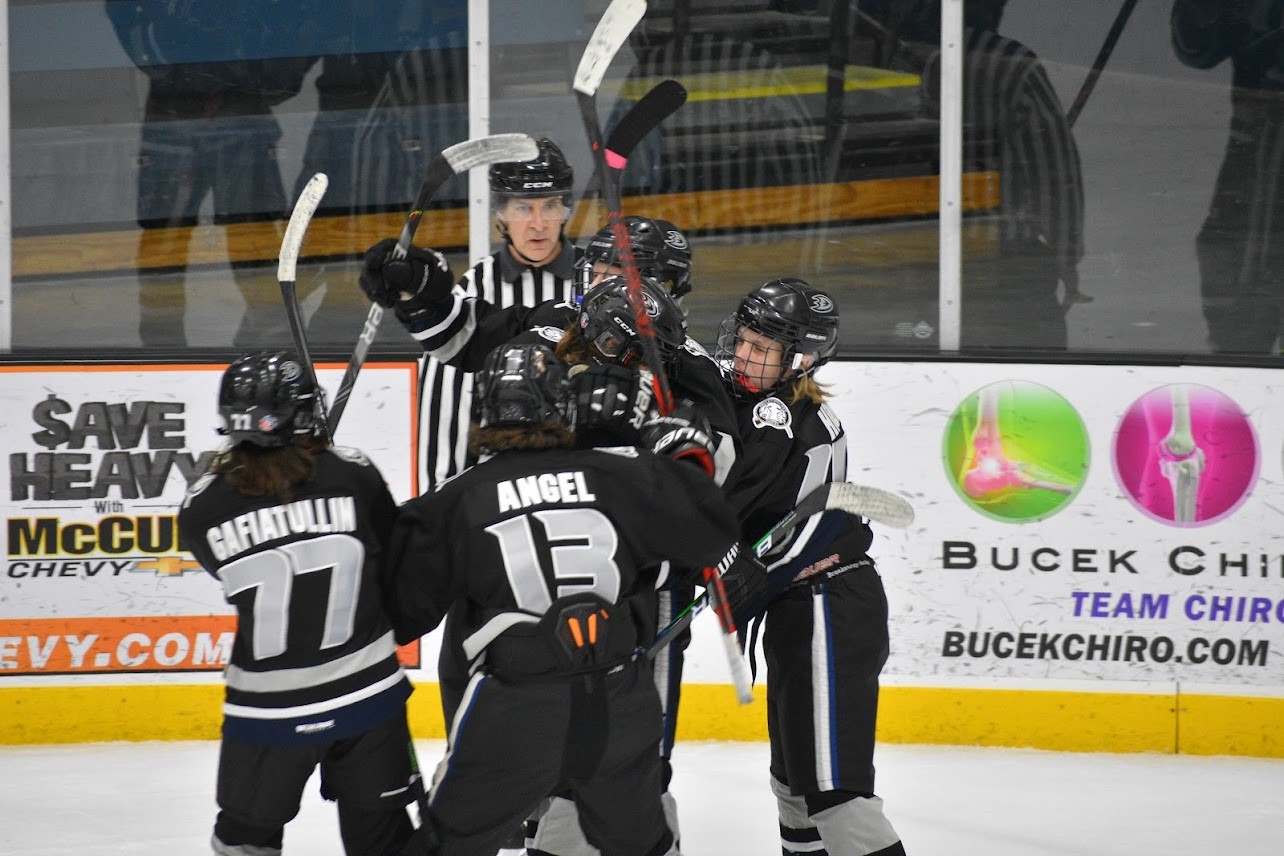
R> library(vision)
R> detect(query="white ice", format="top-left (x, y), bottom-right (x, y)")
top-left (2, 739), bottom-right (1282, 855)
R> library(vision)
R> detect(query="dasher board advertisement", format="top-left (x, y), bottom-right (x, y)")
top-left (0, 362), bottom-right (417, 681)
top-left (813, 360), bottom-right (1284, 688)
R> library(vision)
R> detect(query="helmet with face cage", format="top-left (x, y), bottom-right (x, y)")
top-left (472, 342), bottom-right (571, 429)
top-left (715, 278), bottom-right (839, 399)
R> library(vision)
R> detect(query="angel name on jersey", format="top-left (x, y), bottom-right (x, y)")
top-left (496, 471), bottom-right (597, 514)
top-left (206, 496), bottom-right (358, 562)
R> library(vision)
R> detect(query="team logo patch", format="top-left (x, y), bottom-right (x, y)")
top-left (664, 230), bottom-right (688, 250)
top-left (752, 397), bottom-right (793, 437)
top-left (642, 291), bottom-right (660, 317)
top-left (810, 294), bottom-right (834, 313)
top-left (257, 414), bottom-right (280, 432)
top-left (280, 360), bottom-right (303, 382)
top-left (534, 325), bottom-right (564, 343)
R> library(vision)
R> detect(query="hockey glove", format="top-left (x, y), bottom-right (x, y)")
top-left (713, 542), bottom-right (772, 628)
top-left (568, 363), bottom-right (657, 446)
top-left (641, 401), bottom-right (716, 478)
top-left (358, 237), bottom-right (455, 318)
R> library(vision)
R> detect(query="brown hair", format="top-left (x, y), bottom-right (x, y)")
top-left (210, 436), bottom-right (328, 502)
top-left (468, 423), bottom-right (576, 457)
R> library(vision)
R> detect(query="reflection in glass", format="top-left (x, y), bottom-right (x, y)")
top-left (1171, 0), bottom-right (1284, 354)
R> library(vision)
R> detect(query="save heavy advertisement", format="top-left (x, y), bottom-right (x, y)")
top-left (0, 362), bottom-right (418, 681)
top-left (820, 361), bottom-right (1284, 689)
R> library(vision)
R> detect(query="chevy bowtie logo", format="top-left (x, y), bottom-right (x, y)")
top-left (133, 556), bottom-right (202, 576)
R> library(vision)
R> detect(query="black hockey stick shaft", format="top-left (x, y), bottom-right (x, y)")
top-left (278, 173), bottom-right (332, 442)
top-left (327, 134), bottom-right (540, 432)
top-left (1066, 0), bottom-right (1139, 127)
top-left (646, 482), bottom-right (833, 660)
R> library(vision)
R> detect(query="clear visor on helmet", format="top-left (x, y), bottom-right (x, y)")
top-left (589, 327), bottom-right (645, 368)
top-left (496, 198), bottom-right (571, 223)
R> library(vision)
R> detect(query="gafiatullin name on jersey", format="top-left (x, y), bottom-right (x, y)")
top-left (204, 496), bottom-right (357, 561)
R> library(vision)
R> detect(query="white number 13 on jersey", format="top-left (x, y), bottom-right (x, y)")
top-left (485, 508), bottom-right (622, 612)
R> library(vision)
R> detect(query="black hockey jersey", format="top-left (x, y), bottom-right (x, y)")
top-left (724, 394), bottom-right (871, 571)
top-left (178, 447), bottom-right (410, 744)
top-left (385, 447), bottom-right (740, 677)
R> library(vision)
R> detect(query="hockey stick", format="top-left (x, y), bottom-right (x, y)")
top-left (571, 77), bottom-right (688, 223)
top-left (1065, 0), bottom-right (1139, 127)
top-left (574, 0), bottom-right (679, 416)
top-left (326, 133), bottom-right (541, 432)
top-left (646, 483), bottom-right (915, 660)
top-left (278, 172), bottom-right (332, 442)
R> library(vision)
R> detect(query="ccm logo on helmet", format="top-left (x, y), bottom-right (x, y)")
top-left (522, 181), bottom-right (555, 189)
top-left (810, 294), bottom-right (834, 312)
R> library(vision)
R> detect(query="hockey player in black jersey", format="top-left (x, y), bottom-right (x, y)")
top-left (177, 351), bottom-right (416, 856)
top-left (361, 223), bottom-right (740, 854)
top-left (715, 280), bottom-right (907, 856)
top-left (382, 342), bottom-right (742, 856)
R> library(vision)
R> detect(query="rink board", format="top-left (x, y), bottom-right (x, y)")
top-left (2, 359), bottom-right (1283, 756)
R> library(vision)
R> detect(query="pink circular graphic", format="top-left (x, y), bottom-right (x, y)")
top-left (1112, 384), bottom-right (1258, 527)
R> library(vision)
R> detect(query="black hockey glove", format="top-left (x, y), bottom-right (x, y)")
top-left (358, 237), bottom-right (455, 320)
top-left (712, 543), bottom-right (771, 628)
top-left (641, 401), bottom-right (716, 478)
top-left (568, 363), bottom-right (657, 446)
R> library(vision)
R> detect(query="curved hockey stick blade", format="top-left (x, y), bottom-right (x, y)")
top-left (573, 0), bottom-right (647, 97)
top-left (605, 78), bottom-right (686, 167)
top-left (570, 78), bottom-right (687, 227)
top-left (394, 132), bottom-right (540, 260)
top-left (328, 134), bottom-right (538, 432)
top-left (278, 172), bottom-right (331, 441)
top-left (278, 172), bottom-right (328, 285)
top-left (752, 482), bottom-right (913, 557)
top-left (826, 482), bottom-right (915, 529)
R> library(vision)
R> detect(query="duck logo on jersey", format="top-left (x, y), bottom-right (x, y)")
top-left (752, 397), bottom-right (794, 438)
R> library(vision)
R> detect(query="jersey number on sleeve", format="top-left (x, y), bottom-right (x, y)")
top-left (485, 508), bottom-right (622, 612)
top-left (218, 533), bottom-right (365, 661)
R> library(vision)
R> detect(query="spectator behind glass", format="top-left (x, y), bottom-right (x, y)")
top-left (1172, 0), bottom-right (1284, 353)
top-left (108, 0), bottom-right (316, 348)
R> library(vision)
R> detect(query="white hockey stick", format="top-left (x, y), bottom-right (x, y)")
top-left (278, 172), bottom-right (332, 441)
top-left (327, 133), bottom-right (540, 432)
top-left (647, 482), bottom-right (915, 659)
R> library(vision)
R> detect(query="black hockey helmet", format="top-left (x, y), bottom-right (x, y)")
top-left (577, 274), bottom-right (687, 369)
top-left (472, 342), bottom-right (571, 429)
top-left (716, 278), bottom-right (839, 398)
top-left (575, 217), bottom-right (693, 302)
top-left (218, 351), bottom-right (324, 447)
top-left (488, 138), bottom-right (574, 201)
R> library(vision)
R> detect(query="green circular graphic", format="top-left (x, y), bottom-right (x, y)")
top-left (943, 380), bottom-right (1089, 522)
